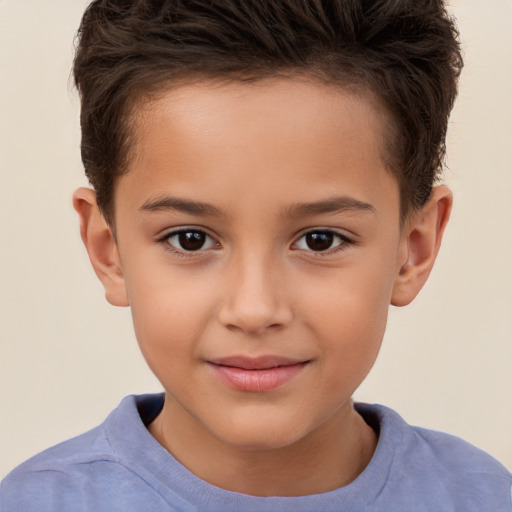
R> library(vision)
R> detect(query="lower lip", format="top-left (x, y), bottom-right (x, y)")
top-left (208, 362), bottom-right (308, 392)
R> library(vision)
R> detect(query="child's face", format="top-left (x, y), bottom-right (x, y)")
top-left (107, 78), bottom-right (409, 449)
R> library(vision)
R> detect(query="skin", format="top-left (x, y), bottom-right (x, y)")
top-left (74, 78), bottom-right (452, 497)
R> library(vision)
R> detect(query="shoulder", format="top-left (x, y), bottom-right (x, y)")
top-left (411, 422), bottom-right (509, 475)
top-left (408, 426), bottom-right (512, 511)
top-left (0, 395), bottom-right (172, 512)
top-left (357, 403), bottom-right (512, 511)
top-left (0, 425), bottom-right (108, 511)
top-left (0, 411), bottom-right (120, 511)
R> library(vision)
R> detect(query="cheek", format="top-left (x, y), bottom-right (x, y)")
top-left (298, 258), bottom-right (396, 372)
top-left (307, 287), bottom-right (388, 403)
top-left (302, 262), bottom-right (394, 331)
top-left (125, 271), bottom-right (217, 375)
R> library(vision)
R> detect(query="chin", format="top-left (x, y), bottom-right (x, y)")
top-left (211, 411), bottom-right (312, 452)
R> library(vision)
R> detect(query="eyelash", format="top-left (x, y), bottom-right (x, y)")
top-left (157, 228), bottom-right (219, 259)
top-left (157, 227), bottom-right (354, 258)
top-left (292, 229), bottom-right (354, 257)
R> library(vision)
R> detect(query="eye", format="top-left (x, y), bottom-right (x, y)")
top-left (164, 229), bottom-right (218, 252)
top-left (294, 230), bottom-right (350, 252)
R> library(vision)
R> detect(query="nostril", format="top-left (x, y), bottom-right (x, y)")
top-left (224, 320), bottom-right (283, 335)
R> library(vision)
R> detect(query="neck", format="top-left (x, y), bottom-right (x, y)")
top-left (148, 396), bottom-right (377, 497)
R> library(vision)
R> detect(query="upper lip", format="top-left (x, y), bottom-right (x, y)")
top-left (207, 355), bottom-right (309, 370)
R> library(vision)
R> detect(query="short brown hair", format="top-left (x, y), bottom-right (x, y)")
top-left (73, 0), bottom-right (463, 223)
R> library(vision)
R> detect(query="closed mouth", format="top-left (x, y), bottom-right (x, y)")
top-left (207, 355), bottom-right (310, 370)
top-left (206, 357), bottom-right (311, 392)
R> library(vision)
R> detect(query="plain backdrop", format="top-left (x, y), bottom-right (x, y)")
top-left (1, 0), bottom-right (511, 478)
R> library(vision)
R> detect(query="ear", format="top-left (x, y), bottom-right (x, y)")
top-left (391, 186), bottom-right (452, 307)
top-left (72, 188), bottom-right (129, 307)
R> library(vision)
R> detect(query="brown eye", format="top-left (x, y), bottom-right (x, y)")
top-left (295, 230), bottom-right (348, 253)
top-left (305, 232), bottom-right (334, 251)
top-left (178, 231), bottom-right (206, 251)
top-left (166, 230), bottom-right (216, 252)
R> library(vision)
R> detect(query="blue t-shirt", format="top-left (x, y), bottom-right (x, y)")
top-left (1, 394), bottom-right (511, 511)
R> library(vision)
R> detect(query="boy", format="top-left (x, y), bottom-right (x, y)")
top-left (1, 0), bottom-right (511, 510)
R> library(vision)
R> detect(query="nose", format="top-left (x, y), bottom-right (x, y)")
top-left (217, 252), bottom-right (293, 335)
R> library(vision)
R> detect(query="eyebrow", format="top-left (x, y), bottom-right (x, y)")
top-left (283, 196), bottom-right (376, 218)
top-left (139, 196), bottom-right (225, 217)
top-left (139, 194), bottom-right (375, 218)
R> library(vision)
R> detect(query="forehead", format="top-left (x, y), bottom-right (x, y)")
top-left (133, 77), bottom-right (388, 157)
top-left (117, 78), bottom-right (398, 221)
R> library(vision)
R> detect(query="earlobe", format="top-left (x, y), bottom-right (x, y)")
top-left (391, 186), bottom-right (453, 307)
top-left (72, 188), bottom-right (129, 307)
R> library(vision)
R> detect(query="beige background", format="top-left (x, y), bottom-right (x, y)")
top-left (0, 0), bottom-right (511, 478)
